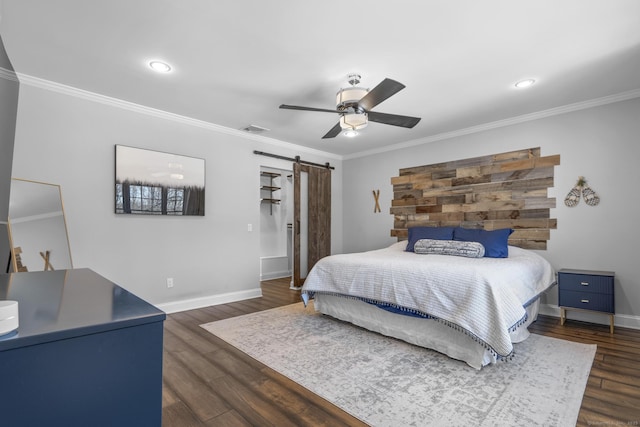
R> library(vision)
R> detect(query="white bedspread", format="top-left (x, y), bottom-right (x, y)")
top-left (301, 242), bottom-right (555, 358)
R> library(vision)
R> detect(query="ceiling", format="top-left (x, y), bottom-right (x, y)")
top-left (1, 0), bottom-right (640, 157)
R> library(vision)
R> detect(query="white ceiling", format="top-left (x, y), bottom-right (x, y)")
top-left (2, 0), bottom-right (640, 157)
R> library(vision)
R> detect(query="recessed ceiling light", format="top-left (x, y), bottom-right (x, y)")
top-left (515, 79), bottom-right (535, 88)
top-left (149, 61), bottom-right (172, 73)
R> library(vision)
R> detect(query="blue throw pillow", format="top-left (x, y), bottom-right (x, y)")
top-left (405, 226), bottom-right (455, 252)
top-left (453, 227), bottom-right (513, 258)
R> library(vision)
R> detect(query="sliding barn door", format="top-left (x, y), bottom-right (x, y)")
top-left (292, 163), bottom-right (331, 288)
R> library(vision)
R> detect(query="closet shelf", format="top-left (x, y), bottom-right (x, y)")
top-left (261, 171), bottom-right (281, 178)
top-left (261, 171), bottom-right (281, 214)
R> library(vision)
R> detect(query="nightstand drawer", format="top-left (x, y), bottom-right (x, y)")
top-left (557, 273), bottom-right (613, 294)
top-left (559, 289), bottom-right (614, 313)
top-left (558, 268), bottom-right (615, 333)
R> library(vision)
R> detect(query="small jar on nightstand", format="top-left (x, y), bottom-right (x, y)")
top-left (558, 268), bottom-right (615, 333)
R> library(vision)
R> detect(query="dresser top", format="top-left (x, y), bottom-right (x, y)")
top-left (0, 268), bottom-right (165, 351)
top-left (558, 268), bottom-right (615, 277)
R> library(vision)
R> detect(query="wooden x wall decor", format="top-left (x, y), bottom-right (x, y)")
top-left (373, 189), bottom-right (381, 213)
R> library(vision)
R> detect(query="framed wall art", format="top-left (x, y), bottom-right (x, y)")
top-left (115, 145), bottom-right (205, 216)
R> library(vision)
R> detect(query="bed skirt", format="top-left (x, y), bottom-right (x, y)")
top-left (312, 293), bottom-right (540, 370)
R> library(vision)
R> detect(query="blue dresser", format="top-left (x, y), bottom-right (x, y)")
top-left (558, 268), bottom-right (615, 333)
top-left (0, 268), bottom-right (166, 426)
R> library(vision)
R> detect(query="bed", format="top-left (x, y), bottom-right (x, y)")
top-left (301, 232), bottom-right (556, 370)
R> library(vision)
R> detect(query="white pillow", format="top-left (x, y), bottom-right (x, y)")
top-left (414, 239), bottom-right (485, 258)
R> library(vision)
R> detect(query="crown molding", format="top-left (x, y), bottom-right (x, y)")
top-left (8, 68), bottom-right (640, 163)
top-left (13, 71), bottom-right (342, 161)
top-left (344, 88), bottom-right (640, 160)
top-left (0, 66), bottom-right (18, 82)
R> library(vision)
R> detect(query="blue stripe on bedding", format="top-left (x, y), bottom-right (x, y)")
top-left (302, 290), bottom-right (535, 361)
top-left (369, 301), bottom-right (432, 318)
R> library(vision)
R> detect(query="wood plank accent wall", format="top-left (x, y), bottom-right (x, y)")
top-left (390, 147), bottom-right (559, 250)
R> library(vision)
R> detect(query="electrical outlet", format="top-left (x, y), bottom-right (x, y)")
top-left (166, 277), bottom-right (174, 288)
top-left (247, 223), bottom-right (253, 232)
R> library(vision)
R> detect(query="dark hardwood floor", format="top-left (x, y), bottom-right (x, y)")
top-left (162, 278), bottom-right (640, 426)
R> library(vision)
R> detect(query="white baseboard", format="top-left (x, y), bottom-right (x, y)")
top-left (155, 287), bottom-right (262, 314)
top-left (260, 270), bottom-right (292, 281)
top-left (539, 303), bottom-right (640, 330)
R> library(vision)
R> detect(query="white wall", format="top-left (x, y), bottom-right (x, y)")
top-left (11, 74), bottom-right (638, 325)
top-left (343, 97), bottom-right (640, 324)
top-left (11, 82), bottom-right (343, 309)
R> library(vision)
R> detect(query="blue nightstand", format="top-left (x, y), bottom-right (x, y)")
top-left (558, 268), bottom-right (615, 333)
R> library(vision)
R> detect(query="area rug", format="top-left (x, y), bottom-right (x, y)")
top-left (201, 302), bottom-right (596, 427)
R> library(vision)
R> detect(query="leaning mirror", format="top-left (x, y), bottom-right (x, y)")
top-left (7, 178), bottom-right (73, 272)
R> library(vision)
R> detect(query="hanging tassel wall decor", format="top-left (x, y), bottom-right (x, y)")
top-left (564, 176), bottom-right (600, 207)
top-left (581, 178), bottom-right (600, 206)
top-left (564, 178), bottom-right (582, 207)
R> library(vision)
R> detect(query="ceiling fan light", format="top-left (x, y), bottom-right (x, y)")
top-left (343, 129), bottom-right (359, 137)
top-left (336, 87), bottom-right (368, 107)
top-left (340, 113), bottom-right (368, 131)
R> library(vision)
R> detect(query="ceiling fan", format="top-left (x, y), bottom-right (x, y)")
top-left (279, 74), bottom-right (421, 139)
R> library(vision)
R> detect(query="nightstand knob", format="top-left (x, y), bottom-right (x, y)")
top-left (581, 299), bottom-right (590, 303)
top-left (580, 282), bottom-right (589, 286)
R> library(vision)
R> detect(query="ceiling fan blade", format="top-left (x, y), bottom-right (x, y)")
top-left (279, 104), bottom-right (338, 114)
top-left (357, 78), bottom-right (406, 111)
top-left (368, 111), bottom-right (421, 128)
top-left (322, 122), bottom-right (343, 139)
